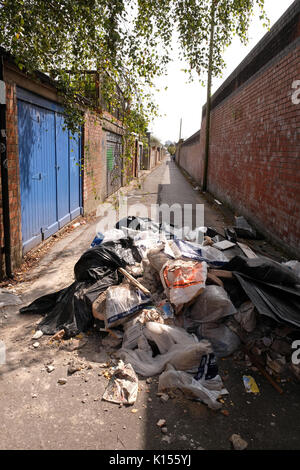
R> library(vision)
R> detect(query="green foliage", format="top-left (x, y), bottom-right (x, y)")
top-left (0, 0), bottom-right (268, 132)
top-left (167, 144), bottom-right (176, 155)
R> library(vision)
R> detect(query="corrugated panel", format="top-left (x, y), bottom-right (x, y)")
top-left (106, 131), bottom-right (123, 197)
top-left (69, 132), bottom-right (81, 219)
top-left (17, 89), bottom-right (82, 253)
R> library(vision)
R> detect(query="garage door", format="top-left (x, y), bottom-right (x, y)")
top-left (106, 131), bottom-right (123, 197)
top-left (17, 88), bottom-right (82, 253)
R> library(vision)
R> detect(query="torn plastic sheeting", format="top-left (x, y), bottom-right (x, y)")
top-left (133, 232), bottom-right (166, 259)
top-left (119, 323), bottom-right (212, 377)
top-left (282, 260), bottom-right (300, 280)
top-left (160, 259), bottom-right (207, 306)
top-left (173, 240), bottom-right (228, 267)
top-left (104, 284), bottom-right (151, 329)
top-left (116, 216), bottom-right (160, 233)
top-left (186, 285), bottom-right (237, 325)
top-left (20, 272), bottom-right (121, 338)
top-left (233, 272), bottom-right (300, 328)
top-left (234, 216), bottom-right (257, 239)
top-left (122, 308), bottom-right (164, 350)
top-left (119, 340), bottom-right (213, 377)
top-left (101, 229), bottom-right (127, 244)
top-left (234, 301), bottom-right (256, 333)
top-left (143, 322), bottom-right (198, 355)
top-left (196, 323), bottom-right (241, 358)
top-left (225, 256), bottom-right (300, 286)
top-left (74, 239), bottom-right (141, 282)
top-left (102, 361), bottom-right (138, 405)
top-left (158, 359), bottom-right (228, 410)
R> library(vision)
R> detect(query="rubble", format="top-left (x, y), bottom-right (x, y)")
top-left (230, 434), bottom-right (248, 450)
top-left (20, 215), bottom-right (300, 417)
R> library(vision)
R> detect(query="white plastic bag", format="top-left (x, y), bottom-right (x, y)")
top-left (143, 322), bottom-right (197, 354)
top-left (119, 322), bottom-right (212, 377)
top-left (104, 284), bottom-right (151, 329)
top-left (102, 229), bottom-right (126, 244)
top-left (197, 323), bottom-right (241, 357)
top-left (119, 339), bottom-right (213, 377)
top-left (158, 362), bottom-right (227, 410)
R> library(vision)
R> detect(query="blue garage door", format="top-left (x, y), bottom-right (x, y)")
top-left (17, 88), bottom-right (82, 253)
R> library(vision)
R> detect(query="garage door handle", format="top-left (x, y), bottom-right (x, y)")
top-left (32, 172), bottom-right (46, 180)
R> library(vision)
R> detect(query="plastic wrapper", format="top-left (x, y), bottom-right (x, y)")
top-left (234, 300), bottom-right (256, 333)
top-left (143, 322), bottom-right (198, 354)
top-left (133, 231), bottom-right (166, 259)
top-left (197, 323), bottom-right (241, 357)
top-left (187, 285), bottom-right (236, 325)
top-left (158, 359), bottom-right (228, 410)
top-left (20, 272), bottom-right (120, 338)
top-left (102, 361), bottom-right (138, 405)
top-left (90, 232), bottom-right (104, 248)
top-left (119, 322), bottom-right (209, 376)
top-left (102, 229), bottom-right (126, 244)
top-left (174, 240), bottom-right (229, 266)
top-left (282, 260), bottom-right (300, 281)
top-left (157, 300), bottom-right (174, 324)
top-left (92, 291), bottom-right (106, 321)
top-left (119, 339), bottom-right (213, 377)
top-left (104, 284), bottom-right (151, 329)
top-left (160, 259), bottom-right (207, 306)
top-left (122, 308), bottom-right (164, 350)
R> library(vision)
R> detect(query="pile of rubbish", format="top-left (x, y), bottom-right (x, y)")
top-left (20, 216), bottom-right (300, 408)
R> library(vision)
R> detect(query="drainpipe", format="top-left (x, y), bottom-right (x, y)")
top-left (202, 0), bottom-right (217, 192)
top-left (0, 56), bottom-right (12, 277)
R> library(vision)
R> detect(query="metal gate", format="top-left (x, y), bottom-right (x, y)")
top-left (17, 88), bottom-right (82, 253)
top-left (106, 131), bottom-right (123, 197)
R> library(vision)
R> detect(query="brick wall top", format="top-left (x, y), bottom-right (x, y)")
top-left (202, 0), bottom-right (300, 118)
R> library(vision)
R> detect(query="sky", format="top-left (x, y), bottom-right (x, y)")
top-left (150, 0), bottom-right (296, 144)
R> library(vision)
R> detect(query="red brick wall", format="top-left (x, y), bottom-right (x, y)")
top-left (178, 30), bottom-right (300, 257)
top-left (82, 111), bottom-right (106, 214)
top-left (83, 110), bottom-right (124, 215)
top-left (177, 131), bottom-right (202, 179)
top-left (0, 82), bottom-right (22, 277)
top-left (205, 45), bottom-right (300, 257)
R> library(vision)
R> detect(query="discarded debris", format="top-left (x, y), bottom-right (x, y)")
top-left (157, 419), bottom-right (166, 427)
top-left (57, 378), bottom-right (67, 385)
top-left (230, 434), bottom-right (248, 450)
top-left (32, 330), bottom-right (43, 340)
top-left (213, 240), bottom-right (236, 251)
top-left (102, 361), bottom-right (138, 405)
top-left (19, 216), bottom-right (300, 415)
top-left (243, 375), bottom-right (260, 394)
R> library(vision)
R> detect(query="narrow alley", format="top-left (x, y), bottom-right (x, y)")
top-left (0, 156), bottom-right (299, 451)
